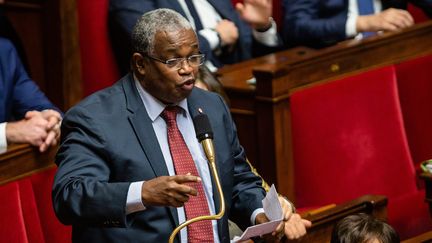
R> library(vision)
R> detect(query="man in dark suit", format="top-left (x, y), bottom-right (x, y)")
top-left (53, 9), bottom-right (310, 242)
top-left (109, 0), bottom-right (282, 74)
top-left (282, 0), bottom-right (432, 48)
top-left (0, 37), bottom-right (61, 152)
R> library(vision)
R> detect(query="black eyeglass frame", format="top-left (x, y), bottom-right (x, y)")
top-left (142, 53), bottom-right (206, 69)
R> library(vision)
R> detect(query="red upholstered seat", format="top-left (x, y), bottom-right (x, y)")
top-left (27, 168), bottom-right (72, 243)
top-left (290, 66), bottom-right (432, 239)
top-left (77, 0), bottom-right (120, 96)
top-left (408, 3), bottom-right (429, 23)
top-left (0, 168), bottom-right (72, 243)
top-left (396, 55), bottom-right (432, 179)
top-left (0, 181), bottom-right (44, 243)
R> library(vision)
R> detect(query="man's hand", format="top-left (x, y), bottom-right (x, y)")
top-left (235, 0), bottom-right (273, 31)
top-left (25, 109), bottom-right (62, 152)
top-left (356, 8), bottom-right (414, 33)
top-left (255, 196), bottom-right (312, 242)
top-left (141, 175), bottom-right (201, 208)
top-left (6, 109), bottom-right (62, 152)
top-left (215, 20), bottom-right (239, 46)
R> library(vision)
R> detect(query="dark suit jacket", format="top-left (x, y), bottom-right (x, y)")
top-left (282, 0), bottom-right (432, 48)
top-left (53, 73), bottom-right (266, 242)
top-left (109, 0), bottom-right (280, 74)
top-left (0, 37), bottom-right (57, 122)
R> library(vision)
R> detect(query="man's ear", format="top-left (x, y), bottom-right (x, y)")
top-left (132, 53), bottom-right (146, 76)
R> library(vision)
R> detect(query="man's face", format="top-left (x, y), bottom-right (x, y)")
top-left (138, 28), bottom-right (200, 104)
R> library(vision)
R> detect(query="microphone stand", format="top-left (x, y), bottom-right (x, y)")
top-left (168, 113), bottom-right (225, 243)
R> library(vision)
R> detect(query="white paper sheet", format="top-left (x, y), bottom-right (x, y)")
top-left (232, 185), bottom-right (283, 242)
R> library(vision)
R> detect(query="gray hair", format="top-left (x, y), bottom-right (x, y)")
top-left (131, 8), bottom-right (193, 55)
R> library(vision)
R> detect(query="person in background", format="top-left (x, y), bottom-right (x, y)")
top-left (195, 65), bottom-right (230, 105)
top-left (331, 213), bottom-right (400, 243)
top-left (282, 0), bottom-right (432, 48)
top-left (53, 9), bottom-right (310, 242)
top-left (0, 37), bottom-right (62, 152)
top-left (109, 0), bottom-right (283, 74)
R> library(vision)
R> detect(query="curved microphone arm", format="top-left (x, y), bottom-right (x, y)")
top-left (168, 112), bottom-right (226, 243)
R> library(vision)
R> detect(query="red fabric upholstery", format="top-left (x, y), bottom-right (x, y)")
top-left (290, 66), bottom-right (431, 239)
top-left (0, 180), bottom-right (48, 243)
top-left (408, 4), bottom-right (429, 23)
top-left (18, 179), bottom-right (45, 243)
top-left (77, 0), bottom-right (120, 96)
top-left (28, 168), bottom-right (72, 243)
top-left (396, 55), bottom-right (432, 175)
top-left (0, 182), bottom-right (30, 243)
top-left (0, 168), bottom-right (72, 243)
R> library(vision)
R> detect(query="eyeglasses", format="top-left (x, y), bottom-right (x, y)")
top-left (144, 53), bottom-right (205, 69)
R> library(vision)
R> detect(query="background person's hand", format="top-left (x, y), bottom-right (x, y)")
top-left (356, 8), bottom-right (414, 33)
top-left (25, 109), bottom-right (62, 152)
top-left (141, 175), bottom-right (201, 207)
top-left (215, 19), bottom-right (239, 46)
top-left (236, 0), bottom-right (273, 31)
top-left (6, 112), bottom-right (49, 147)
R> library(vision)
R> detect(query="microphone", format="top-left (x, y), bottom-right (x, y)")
top-left (168, 109), bottom-right (226, 243)
top-left (193, 111), bottom-right (215, 164)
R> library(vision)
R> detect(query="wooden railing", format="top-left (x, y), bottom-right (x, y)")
top-left (300, 195), bottom-right (387, 243)
top-left (0, 144), bottom-right (57, 185)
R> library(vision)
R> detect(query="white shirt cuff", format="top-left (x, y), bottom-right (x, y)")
top-left (252, 18), bottom-right (279, 47)
top-left (0, 122), bottom-right (7, 148)
top-left (346, 14), bottom-right (358, 38)
top-left (126, 181), bottom-right (146, 215)
top-left (251, 208), bottom-right (265, 225)
top-left (199, 29), bottom-right (220, 50)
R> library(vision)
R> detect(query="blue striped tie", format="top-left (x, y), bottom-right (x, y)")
top-left (357, 0), bottom-right (375, 37)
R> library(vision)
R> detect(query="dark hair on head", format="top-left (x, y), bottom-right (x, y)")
top-left (330, 213), bottom-right (400, 243)
top-left (131, 8), bottom-right (193, 55)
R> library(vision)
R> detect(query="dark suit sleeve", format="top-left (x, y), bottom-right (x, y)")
top-left (1, 38), bottom-right (59, 120)
top-left (216, 95), bottom-right (266, 229)
top-left (53, 105), bottom-right (131, 227)
top-left (282, 0), bottom-right (348, 48)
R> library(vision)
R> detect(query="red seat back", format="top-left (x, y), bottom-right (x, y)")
top-left (408, 3), bottom-right (429, 23)
top-left (289, 66), bottom-right (432, 238)
top-left (28, 168), bottom-right (72, 243)
top-left (77, 0), bottom-right (120, 96)
top-left (396, 55), bottom-right (432, 172)
top-left (291, 66), bottom-right (417, 206)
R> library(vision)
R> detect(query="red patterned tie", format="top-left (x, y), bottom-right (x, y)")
top-left (161, 106), bottom-right (214, 242)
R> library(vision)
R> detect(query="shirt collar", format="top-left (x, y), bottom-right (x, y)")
top-left (133, 75), bottom-right (189, 122)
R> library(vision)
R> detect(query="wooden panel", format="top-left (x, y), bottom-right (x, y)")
top-left (1, 0), bottom-right (82, 111)
top-left (0, 144), bottom-right (56, 185)
top-left (300, 195), bottom-right (388, 243)
top-left (218, 20), bottom-right (432, 199)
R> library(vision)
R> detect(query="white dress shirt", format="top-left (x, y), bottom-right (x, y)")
top-left (177, 0), bottom-right (278, 71)
top-left (125, 78), bottom-right (265, 242)
top-left (0, 122), bottom-right (7, 148)
top-left (346, 0), bottom-right (382, 38)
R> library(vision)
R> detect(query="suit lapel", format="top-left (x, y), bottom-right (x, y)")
top-left (122, 75), bottom-right (179, 226)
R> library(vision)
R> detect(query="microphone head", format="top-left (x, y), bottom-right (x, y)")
top-left (193, 112), bottom-right (213, 142)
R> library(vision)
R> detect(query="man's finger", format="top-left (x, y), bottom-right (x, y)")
top-left (173, 174), bottom-right (201, 183)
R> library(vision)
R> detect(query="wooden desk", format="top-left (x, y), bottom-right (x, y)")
top-left (421, 173), bottom-right (432, 218)
top-left (218, 21), bottom-right (432, 200)
top-left (402, 230), bottom-right (432, 243)
top-left (0, 144), bottom-right (56, 185)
